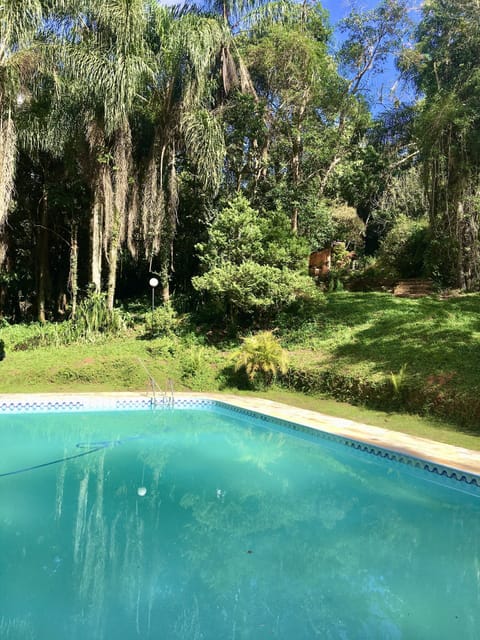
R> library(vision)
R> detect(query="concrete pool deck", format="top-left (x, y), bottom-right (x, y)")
top-left (1, 391), bottom-right (480, 478)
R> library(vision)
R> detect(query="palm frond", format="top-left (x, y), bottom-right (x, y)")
top-left (0, 0), bottom-right (43, 59)
top-left (181, 108), bottom-right (225, 191)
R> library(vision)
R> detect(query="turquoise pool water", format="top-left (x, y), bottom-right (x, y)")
top-left (1, 404), bottom-right (479, 639)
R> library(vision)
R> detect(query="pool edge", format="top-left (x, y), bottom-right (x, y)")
top-left (1, 391), bottom-right (480, 483)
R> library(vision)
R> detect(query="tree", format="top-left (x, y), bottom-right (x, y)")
top-left (135, 6), bottom-right (225, 302)
top-left (0, 0), bottom-right (43, 286)
top-left (402, 0), bottom-right (480, 288)
top-left (192, 194), bottom-right (313, 322)
top-left (245, 14), bottom-right (339, 231)
top-left (321, 0), bottom-right (411, 205)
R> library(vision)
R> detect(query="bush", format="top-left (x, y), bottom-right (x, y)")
top-left (193, 261), bottom-right (316, 323)
top-left (231, 331), bottom-right (288, 387)
top-left (4, 293), bottom-right (127, 351)
top-left (196, 195), bottom-right (265, 268)
top-left (180, 345), bottom-right (208, 380)
top-left (146, 335), bottom-right (178, 358)
top-left (344, 258), bottom-right (396, 292)
top-left (144, 303), bottom-right (181, 338)
top-left (281, 365), bottom-right (406, 409)
top-left (378, 215), bottom-right (430, 279)
top-left (193, 194), bottom-right (313, 325)
top-left (74, 292), bottom-right (126, 336)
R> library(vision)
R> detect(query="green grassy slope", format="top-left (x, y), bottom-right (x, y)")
top-left (1, 291), bottom-right (479, 448)
top-left (282, 292), bottom-right (480, 389)
top-left (279, 292), bottom-right (480, 429)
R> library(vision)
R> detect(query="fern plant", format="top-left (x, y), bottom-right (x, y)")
top-left (390, 363), bottom-right (408, 397)
top-left (74, 292), bottom-right (126, 340)
top-left (231, 331), bottom-right (288, 386)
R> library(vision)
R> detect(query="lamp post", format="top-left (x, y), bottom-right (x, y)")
top-left (149, 277), bottom-right (159, 333)
top-left (149, 276), bottom-right (159, 312)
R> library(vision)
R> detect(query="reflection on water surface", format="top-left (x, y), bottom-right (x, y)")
top-left (1, 408), bottom-right (479, 639)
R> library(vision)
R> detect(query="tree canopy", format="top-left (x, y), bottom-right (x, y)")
top-left (1, 0), bottom-right (480, 324)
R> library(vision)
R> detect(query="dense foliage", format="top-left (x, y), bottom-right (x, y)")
top-left (1, 0), bottom-right (480, 327)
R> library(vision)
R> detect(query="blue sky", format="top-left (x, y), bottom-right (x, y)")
top-left (321, 0), bottom-right (357, 24)
top-left (320, 0), bottom-right (423, 112)
top-left (321, 0), bottom-right (423, 25)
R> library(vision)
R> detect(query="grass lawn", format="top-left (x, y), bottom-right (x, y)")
top-left (281, 291), bottom-right (480, 391)
top-left (1, 291), bottom-right (480, 450)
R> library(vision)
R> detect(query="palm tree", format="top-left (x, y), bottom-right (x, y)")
top-left (140, 0), bottom-right (298, 300)
top-left (133, 5), bottom-right (226, 301)
top-left (53, 0), bottom-right (154, 308)
top-left (0, 0), bottom-right (43, 268)
top-left (231, 330), bottom-right (288, 385)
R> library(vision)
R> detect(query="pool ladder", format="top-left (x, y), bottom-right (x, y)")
top-left (137, 358), bottom-right (175, 409)
top-left (162, 378), bottom-right (175, 409)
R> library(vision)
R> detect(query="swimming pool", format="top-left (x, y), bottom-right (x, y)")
top-left (1, 397), bottom-right (479, 639)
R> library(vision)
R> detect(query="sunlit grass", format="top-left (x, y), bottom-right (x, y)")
top-left (1, 291), bottom-right (480, 449)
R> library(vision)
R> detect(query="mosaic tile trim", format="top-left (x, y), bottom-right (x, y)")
top-left (0, 397), bottom-right (216, 413)
top-left (1, 396), bottom-right (478, 489)
top-left (0, 400), bottom-right (86, 413)
top-left (213, 401), bottom-right (480, 490)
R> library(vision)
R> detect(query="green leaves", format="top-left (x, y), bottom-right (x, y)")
top-left (231, 330), bottom-right (288, 384)
top-left (181, 108), bottom-right (225, 192)
top-left (196, 195), bottom-right (264, 268)
top-left (193, 260), bottom-right (310, 315)
top-left (193, 194), bottom-right (315, 321)
top-left (407, 0), bottom-right (480, 289)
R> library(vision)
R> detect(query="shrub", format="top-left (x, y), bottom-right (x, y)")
top-left (193, 261), bottom-right (315, 323)
top-left (344, 258), bottom-right (396, 292)
top-left (146, 335), bottom-right (178, 358)
top-left (144, 303), bottom-right (181, 338)
top-left (378, 215), bottom-right (430, 279)
top-left (73, 292), bottom-right (126, 338)
top-left (231, 331), bottom-right (288, 387)
top-left (196, 195), bottom-right (265, 268)
top-left (193, 194), bottom-right (313, 325)
top-left (6, 293), bottom-right (127, 351)
top-left (180, 345), bottom-right (208, 380)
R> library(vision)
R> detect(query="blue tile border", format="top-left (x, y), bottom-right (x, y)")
top-left (1, 396), bottom-right (479, 490)
top-left (0, 397), bottom-right (216, 413)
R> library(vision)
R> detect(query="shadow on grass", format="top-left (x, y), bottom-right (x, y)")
top-left (320, 293), bottom-right (480, 435)
top-left (330, 294), bottom-right (480, 384)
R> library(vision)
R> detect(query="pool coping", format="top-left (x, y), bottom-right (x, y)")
top-left (1, 391), bottom-right (480, 483)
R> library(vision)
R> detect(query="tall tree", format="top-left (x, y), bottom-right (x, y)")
top-left (403, 0), bottom-right (480, 288)
top-left (0, 0), bottom-right (43, 271)
top-left (134, 5), bottom-right (225, 301)
top-left (53, 0), bottom-right (154, 307)
top-left (245, 9), bottom-right (342, 232)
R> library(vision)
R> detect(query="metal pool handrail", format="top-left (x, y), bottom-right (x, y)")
top-left (137, 358), bottom-right (174, 408)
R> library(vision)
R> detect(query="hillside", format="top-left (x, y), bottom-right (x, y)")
top-left (1, 292), bottom-right (480, 447)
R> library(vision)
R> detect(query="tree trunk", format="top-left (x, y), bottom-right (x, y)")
top-left (161, 277), bottom-right (170, 303)
top-left (106, 209), bottom-right (121, 310)
top-left (455, 199), bottom-right (464, 290)
top-left (0, 229), bottom-right (7, 317)
top-left (69, 222), bottom-right (79, 318)
top-left (90, 198), bottom-right (103, 291)
top-left (457, 196), bottom-right (480, 292)
top-left (0, 112), bottom-right (16, 231)
top-left (37, 187), bottom-right (49, 323)
top-left (290, 100), bottom-right (306, 233)
top-left (161, 144), bottom-right (178, 303)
